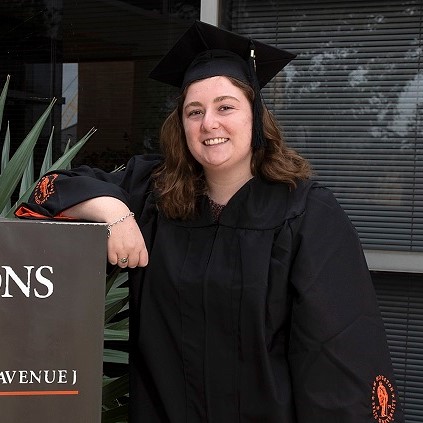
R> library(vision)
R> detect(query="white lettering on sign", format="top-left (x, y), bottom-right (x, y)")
top-left (0, 369), bottom-right (78, 385)
top-left (0, 266), bottom-right (54, 298)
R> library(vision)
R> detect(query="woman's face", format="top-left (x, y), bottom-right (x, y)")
top-left (182, 76), bottom-right (253, 176)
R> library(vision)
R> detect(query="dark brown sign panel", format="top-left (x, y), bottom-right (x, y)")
top-left (0, 219), bottom-right (107, 423)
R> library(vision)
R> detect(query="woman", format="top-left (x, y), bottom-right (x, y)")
top-left (17, 21), bottom-right (403, 423)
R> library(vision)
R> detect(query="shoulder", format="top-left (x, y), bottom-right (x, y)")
top-left (305, 183), bottom-right (350, 224)
top-left (126, 154), bottom-right (163, 171)
top-left (290, 180), bottom-right (359, 243)
top-left (288, 180), bottom-right (344, 218)
top-left (234, 178), bottom-right (319, 228)
top-left (285, 179), bottom-right (355, 236)
top-left (121, 154), bottom-right (163, 185)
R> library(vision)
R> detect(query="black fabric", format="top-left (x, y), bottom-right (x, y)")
top-left (149, 20), bottom-right (295, 90)
top-left (16, 155), bottom-right (404, 423)
top-left (182, 50), bottom-right (250, 91)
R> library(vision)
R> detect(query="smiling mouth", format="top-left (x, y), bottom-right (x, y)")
top-left (203, 137), bottom-right (229, 146)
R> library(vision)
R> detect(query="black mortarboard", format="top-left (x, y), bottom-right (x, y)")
top-left (149, 20), bottom-right (296, 148)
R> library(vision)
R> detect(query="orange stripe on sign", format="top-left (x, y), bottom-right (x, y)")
top-left (0, 390), bottom-right (79, 396)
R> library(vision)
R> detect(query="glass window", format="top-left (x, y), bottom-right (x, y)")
top-left (0, 0), bottom-right (200, 171)
top-left (221, 0), bottom-right (423, 252)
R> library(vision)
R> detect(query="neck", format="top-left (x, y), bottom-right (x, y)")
top-left (205, 167), bottom-right (253, 205)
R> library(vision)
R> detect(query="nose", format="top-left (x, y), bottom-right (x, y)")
top-left (201, 110), bottom-right (220, 132)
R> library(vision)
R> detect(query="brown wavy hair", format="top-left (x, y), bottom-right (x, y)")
top-left (153, 77), bottom-right (312, 220)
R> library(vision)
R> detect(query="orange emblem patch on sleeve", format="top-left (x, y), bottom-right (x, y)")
top-left (34, 174), bottom-right (58, 205)
top-left (371, 375), bottom-right (397, 422)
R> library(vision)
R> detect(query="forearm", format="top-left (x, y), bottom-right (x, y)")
top-left (63, 196), bottom-right (131, 223)
top-left (64, 196), bottom-right (147, 268)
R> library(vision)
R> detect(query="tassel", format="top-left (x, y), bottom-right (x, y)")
top-left (248, 43), bottom-right (266, 149)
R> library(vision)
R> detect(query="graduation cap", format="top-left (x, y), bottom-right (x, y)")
top-left (149, 20), bottom-right (296, 148)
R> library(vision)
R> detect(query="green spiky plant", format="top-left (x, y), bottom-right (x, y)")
top-left (0, 76), bottom-right (130, 423)
top-left (102, 265), bottom-right (130, 423)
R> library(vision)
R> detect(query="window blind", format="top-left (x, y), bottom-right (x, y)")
top-left (224, 0), bottom-right (423, 252)
top-left (373, 271), bottom-right (423, 423)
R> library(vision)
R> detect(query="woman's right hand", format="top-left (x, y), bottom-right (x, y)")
top-left (62, 197), bottom-right (149, 268)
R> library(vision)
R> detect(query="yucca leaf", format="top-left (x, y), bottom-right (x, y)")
top-left (0, 75), bottom-right (10, 133)
top-left (1, 122), bottom-right (10, 172)
top-left (1, 123), bottom-right (11, 216)
top-left (101, 403), bottom-right (128, 423)
top-left (106, 287), bottom-right (129, 305)
top-left (103, 349), bottom-right (128, 364)
top-left (6, 127), bottom-right (97, 217)
top-left (49, 127), bottom-right (96, 170)
top-left (19, 153), bottom-right (34, 197)
top-left (105, 296), bottom-right (129, 324)
top-left (0, 76), bottom-right (11, 213)
top-left (102, 374), bottom-right (129, 406)
top-left (105, 299), bottom-right (129, 319)
top-left (63, 138), bottom-right (70, 153)
top-left (105, 291), bottom-right (129, 310)
top-left (62, 138), bottom-right (71, 169)
top-left (0, 98), bottom-right (56, 211)
top-left (104, 328), bottom-right (128, 342)
top-left (105, 317), bottom-right (129, 331)
top-left (106, 266), bottom-right (122, 296)
top-left (107, 275), bottom-right (127, 290)
top-left (39, 126), bottom-right (54, 176)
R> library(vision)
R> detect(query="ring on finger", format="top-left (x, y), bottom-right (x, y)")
top-left (119, 257), bottom-right (129, 264)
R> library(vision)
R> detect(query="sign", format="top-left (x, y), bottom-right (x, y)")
top-left (0, 219), bottom-right (107, 422)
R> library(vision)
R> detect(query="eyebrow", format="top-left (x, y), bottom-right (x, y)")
top-left (215, 95), bottom-right (240, 103)
top-left (184, 95), bottom-right (240, 110)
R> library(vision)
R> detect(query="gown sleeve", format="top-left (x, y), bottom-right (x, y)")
top-left (288, 185), bottom-right (404, 422)
top-left (15, 154), bottom-right (162, 219)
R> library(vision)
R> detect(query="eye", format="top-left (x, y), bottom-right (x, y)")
top-left (187, 109), bottom-right (203, 117)
top-left (218, 105), bottom-right (235, 112)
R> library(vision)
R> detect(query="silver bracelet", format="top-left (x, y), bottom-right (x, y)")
top-left (107, 211), bottom-right (135, 238)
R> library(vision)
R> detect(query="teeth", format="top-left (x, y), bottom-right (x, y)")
top-left (203, 138), bottom-right (228, 146)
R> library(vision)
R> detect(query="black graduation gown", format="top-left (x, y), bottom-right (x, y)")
top-left (16, 155), bottom-right (404, 423)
